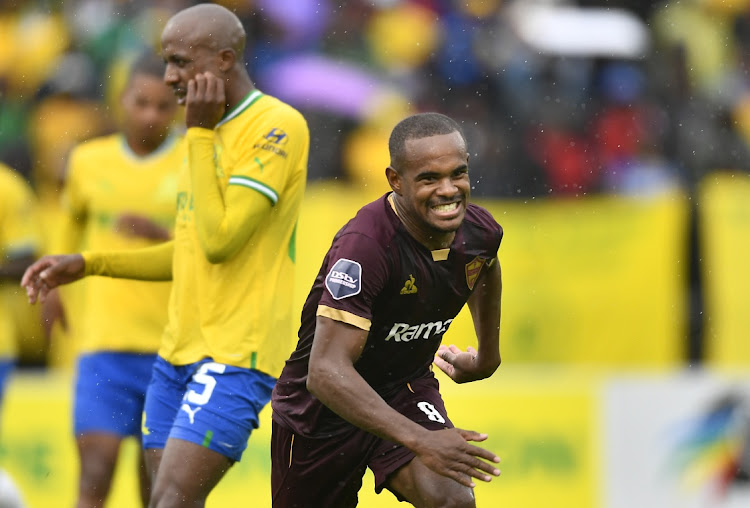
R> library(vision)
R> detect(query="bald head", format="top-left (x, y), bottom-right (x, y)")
top-left (163, 3), bottom-right (246, 54)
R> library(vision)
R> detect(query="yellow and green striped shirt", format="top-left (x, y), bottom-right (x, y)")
top-left (161, 91), bottom-right (309, 376)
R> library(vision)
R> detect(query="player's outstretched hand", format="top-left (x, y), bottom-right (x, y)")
top-left (20, 254), bottom-right (86, 304)
top-left (435, 344), bottom-right (495, 383)
top-left (414, 427), bottom-right (500, 488)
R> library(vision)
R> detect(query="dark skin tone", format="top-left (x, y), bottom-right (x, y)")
top-left (145, 5), bottom-right (258, 508)
top-left (307, 132), bottom-right (502, 507)
top-left (387, 131), bottom-right (472, 250)
top-left (161, 4), bottom-right (252, 128)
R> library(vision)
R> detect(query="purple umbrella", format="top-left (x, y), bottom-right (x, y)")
top-left (257, 53), bottom-right (395, 119)
top-left (256, 0), bottom-right (330, 46)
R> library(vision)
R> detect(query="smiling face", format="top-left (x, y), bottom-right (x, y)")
top-left (387, 130), bottom-right (470, 248)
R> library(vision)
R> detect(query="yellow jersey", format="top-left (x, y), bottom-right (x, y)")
top-left (161, 90), bottom-right (309, 376)
top-left (63, 134), bottom-right (182, 353)
top-left (0, 163), bottom-right (41, 359)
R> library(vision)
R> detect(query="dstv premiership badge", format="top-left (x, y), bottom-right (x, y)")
top-left (325, 258), bottom-right (362, 300)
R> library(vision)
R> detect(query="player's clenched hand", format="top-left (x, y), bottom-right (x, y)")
top-left (413, 427), bottom-right (500, 488)
top-left (185, 71), bottom-right (226, 129)
top-left (20, 254), bottom-right (86, 304)
top-left (435, 344), bottom-right (494, 383)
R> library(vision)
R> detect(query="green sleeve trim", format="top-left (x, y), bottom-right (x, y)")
top-left (288, 221), bottom-right (297, 263)
top-left (228, 175), bottom-right (279, 205)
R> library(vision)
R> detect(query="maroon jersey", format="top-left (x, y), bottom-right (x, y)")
top-left (272, 193), bottom-right (503, 438)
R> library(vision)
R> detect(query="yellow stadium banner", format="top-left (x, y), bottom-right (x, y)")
top-left (699, 172), bottom-right (750, 365)
top-left (0, 368), bottom-right (600, 508)
top-left (443, 193), bottom-right (689, 367)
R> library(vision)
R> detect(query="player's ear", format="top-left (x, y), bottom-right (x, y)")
top-left (386, 166), bottom-right (402, 194)
top-left (218, 48), bottom-right (235, 73)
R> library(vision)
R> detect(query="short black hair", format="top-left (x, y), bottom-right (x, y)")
top-left (388, 112), bottom-right (466, 169)
top-left (127, 50), bottom-right (167, 84)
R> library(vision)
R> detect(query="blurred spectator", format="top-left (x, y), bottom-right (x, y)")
top-left (590, 61), bottom-right (682, 196)
top-left (0, 161), bottom-right (43, 375)
top-left (3, 0), bottom-right (750, 200)
top-left (27, 52), bottom-right (114, 252)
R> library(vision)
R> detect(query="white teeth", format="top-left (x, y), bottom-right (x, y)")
top-left (433, 203), bottom-right (458, 212)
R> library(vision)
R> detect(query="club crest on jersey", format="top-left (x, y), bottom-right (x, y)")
top-left (325, 258), bottom-right (362, 300)
top-left (400, 274), bottom-right (418, 295)
top-left (465, 256), bottom-right (486, 290)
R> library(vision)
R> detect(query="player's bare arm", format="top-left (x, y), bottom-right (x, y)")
top-left (307, 316), bottom-right (501, 488)
top-left (435, 257), bottom-right (502, 383)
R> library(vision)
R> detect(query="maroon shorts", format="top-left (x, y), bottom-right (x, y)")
top-left (271, 375), bottom-right (453, 508)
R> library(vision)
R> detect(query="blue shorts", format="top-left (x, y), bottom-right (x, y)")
top-left (142, 356), bottom-right (276, 462)
top-left (0, 359), bottom-right (14, 404)
top-left (74, 351), bottom-right (156, 437)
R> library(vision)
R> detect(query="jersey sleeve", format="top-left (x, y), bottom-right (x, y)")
top-left (83, 240), bottom-right (174, 281)
top-left (468, 204), bottom-right (504, 257)
top-left (316, 232), bottom-right (390, 331)
top-left (226, 105), bottom-right (309, 206)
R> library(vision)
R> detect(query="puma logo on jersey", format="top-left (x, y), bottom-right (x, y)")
top-left (400, 275), bottom-right (418, 295)
top-left (385, 319), bottom-right (453, 342)
top-left (180, 404), bottom-right (201, 424)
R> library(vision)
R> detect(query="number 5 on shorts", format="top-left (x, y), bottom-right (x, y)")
top-left (186, 362), bottom-right (226, 405)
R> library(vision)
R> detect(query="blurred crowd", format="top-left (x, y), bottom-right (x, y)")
top-left (3, 0), bottom-right (750, 199)
top-left (2, 0), bottom-right (750, 365)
